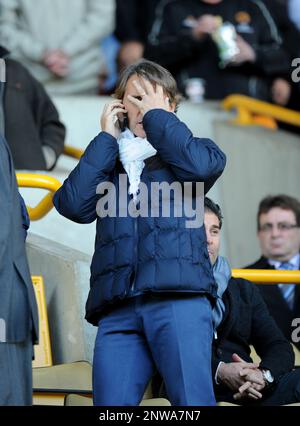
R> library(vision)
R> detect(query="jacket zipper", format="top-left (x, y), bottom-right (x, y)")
top-left (129, 168), bottom-right (146, 295)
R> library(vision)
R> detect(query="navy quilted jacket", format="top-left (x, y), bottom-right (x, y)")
top-left (53, 109), bottom-right (226, 325)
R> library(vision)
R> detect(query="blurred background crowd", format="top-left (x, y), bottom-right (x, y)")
top-left (1, 0), bottom-right (300, 172)
top-left (0, 1), bottom-right (299, 102)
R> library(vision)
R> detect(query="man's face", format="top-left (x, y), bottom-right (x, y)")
top-left (257, 207), bottom-right (300, 261)
top-left (204, 210), bottom-right (221, 265)
top-left (122, 74), bottom-right (174, 138)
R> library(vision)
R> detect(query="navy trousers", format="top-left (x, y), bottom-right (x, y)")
top-left (93, 293), bottom-right (215, 406)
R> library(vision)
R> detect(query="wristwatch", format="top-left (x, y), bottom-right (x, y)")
top-left (261, 369), bottom-right (274, 387)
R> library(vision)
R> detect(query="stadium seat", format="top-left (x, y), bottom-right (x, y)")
top-left (64, 394), bottom-right (171, 406)
top-left (32, 276), bottom-right (92, 405)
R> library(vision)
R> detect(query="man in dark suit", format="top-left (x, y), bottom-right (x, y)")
top-left (0, 75), bottom-right (39, 404)
top-left (204, 197), bottom-right (300, 405)
top-left (245, 195), bottom-right (300, 352)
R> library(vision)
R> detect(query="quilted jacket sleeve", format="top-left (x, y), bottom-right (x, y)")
top-left (143, 109), bottom-right (226, 193)
top-left (53, 132), bottom-right (119, 224)
top-left (19, 193), bottom-right (30, 240)
top-left (250, 284), bottom-right (295, 381)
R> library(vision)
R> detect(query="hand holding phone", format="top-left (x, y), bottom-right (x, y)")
top-left (100, 100), bottom-right (127, 138)
top-left (117, 113), bottom-right (129, 132)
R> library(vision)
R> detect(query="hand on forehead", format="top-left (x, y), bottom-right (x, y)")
top-left (125, 74), bottom-right (173, 115)
top-left (132, 77), bottom-right (165, 95)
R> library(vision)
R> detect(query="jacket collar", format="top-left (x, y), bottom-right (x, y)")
top-left (255, 254), bottom-right (300, 269)
top-left (252, 256), bottom-right (275, 269)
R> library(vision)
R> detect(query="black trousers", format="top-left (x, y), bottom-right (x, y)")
top-left (215, 368), bottom-right (300, 406)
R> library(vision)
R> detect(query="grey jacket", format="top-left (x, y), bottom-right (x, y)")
top-left (0, 133), bottom-right (39, 344)
top-left (0, 0), bottom-right (115, 95)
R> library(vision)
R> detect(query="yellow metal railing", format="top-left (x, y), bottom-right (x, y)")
top-left (63, 144), bottom-right (84, 160)
top-left (16, 144), bottom-right (83, 221)
top-left (232, 269), bottom-right (300, 284)
top-left (17, 173), bottom-right (61, 221)
top-left (222, 95), bottom-right (300, 129)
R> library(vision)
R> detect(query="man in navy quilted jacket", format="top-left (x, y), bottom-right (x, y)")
top-left (53, 59), bottom-right (226, 406)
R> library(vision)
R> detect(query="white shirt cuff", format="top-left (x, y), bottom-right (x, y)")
top-left (42, 145), bottom-right (57, 170)
top-left (215, 361), bottom-right (224, 385)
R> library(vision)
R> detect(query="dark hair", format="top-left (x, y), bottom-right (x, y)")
top-left (204, 197), bottom-right (223, 229)
top-left (257, 194), bottom-right (300, 230)
top-left (114, 59), bottom-right (181, 111)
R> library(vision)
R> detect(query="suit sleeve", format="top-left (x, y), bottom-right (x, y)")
top-left (53, 132), bottom-right (119, 224)
top-left (249, 284), bottom-right (295, 381)
top-left (211, 348), bottom-right (223, 383)
top-left (115, 0), bottom-right (142, 42)
top-left (145, 2), bottom-right (207, 68)
top-left (19, 193), bottom-right (30, 240)
top-left (29, 73), bottom-right (66, 169)
top-left (251, 1), bottom-right (291, 76)
top-left (143, 109), bottom-right (226, 193)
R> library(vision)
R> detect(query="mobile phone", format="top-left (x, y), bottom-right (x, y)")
top-left (117, 113), bottom-right (128, 132)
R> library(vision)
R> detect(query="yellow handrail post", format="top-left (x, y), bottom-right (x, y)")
top-left (17, 144), bottom-right (84, 221)
top-left (234, 106), bottom-right (253, 125)
top-left (17, 173), bottom-right (61, 221)
top-left (232, 269), bottom-right (300, 284)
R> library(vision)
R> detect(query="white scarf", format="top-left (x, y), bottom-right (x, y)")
top-left (117, 128), bottom-right (157, 202)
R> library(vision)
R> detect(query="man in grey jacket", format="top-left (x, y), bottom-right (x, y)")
top-left (0, 75), bottom-right (39, 405)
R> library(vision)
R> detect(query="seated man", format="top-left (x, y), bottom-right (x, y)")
top-left (205, 197), bottom-right (300, 405)
top-left (245, 195), bottom-right (300, 352)
top-left (0, 45), bottom-right (65, 170)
